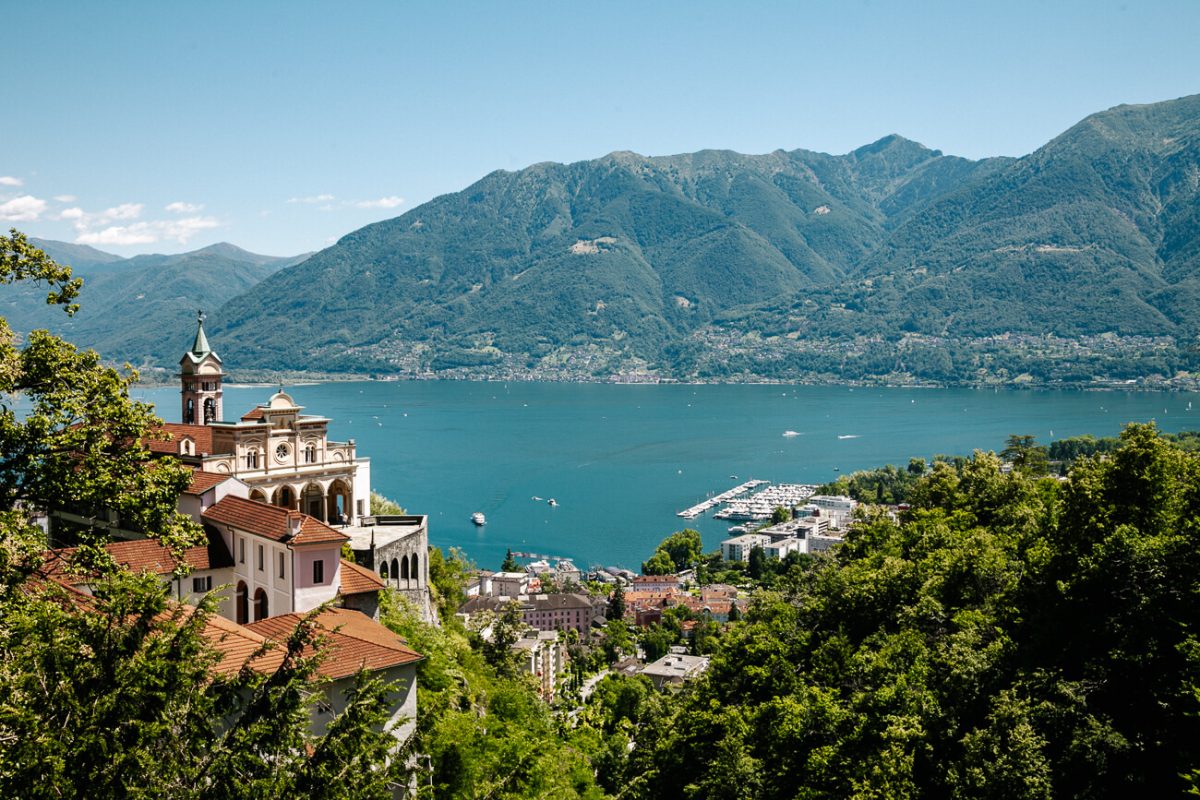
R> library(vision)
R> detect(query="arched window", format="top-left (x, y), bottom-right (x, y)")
top-left (389, 558), bottom-right (398, 582)
top-left (410, 553), bottom-right (419, 583)
top-left (236, 581), bottom-right (248, 625)
top-left (185, 398), bottom-right (195, 425)
top-left (253, 588), bottom-right (268, 622)
top-left (379, 562), bottom-right (388, 579)
top-left (305, 443), bottom-right (317, 464)
top-left (401, 554), bottom-right (409, 581)
top-left (250, 489), bottom-right (267, 502)
top-left (203, 397), bottom-right (217, 424)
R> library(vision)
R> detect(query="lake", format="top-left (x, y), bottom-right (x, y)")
top-left (135, 381), bottom-right (1200, 572)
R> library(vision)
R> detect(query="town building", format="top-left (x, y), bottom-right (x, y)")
top-left (458, 591), bottom-right (606, 635)
top-left (640, 653), bottom-right (711, 689)
top-left (631, 574), bottom-right (681, 593)
top-left (512, 629), bottom-right (566, 700)
top-left (720, 533), bottom-right (771, 562)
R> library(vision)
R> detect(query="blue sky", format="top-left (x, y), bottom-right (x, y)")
top-left (3, 0), bottom-right (1197, 257)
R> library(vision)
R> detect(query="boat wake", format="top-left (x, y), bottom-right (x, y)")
top-left (838, 434), bottom-right (860, 439)
top-left (782, 430), bottom-right (801, 437)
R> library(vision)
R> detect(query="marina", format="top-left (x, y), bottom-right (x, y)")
top-left (714, 483), bottom-right (819, 521)
top-left (677, 479), bottom-right (767, 519)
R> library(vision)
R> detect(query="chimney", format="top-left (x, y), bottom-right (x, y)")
top-left (287, 513), bottom-right (302, 539)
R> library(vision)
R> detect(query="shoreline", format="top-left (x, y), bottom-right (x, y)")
top-left (130, 372), bottom-right (1200, 393)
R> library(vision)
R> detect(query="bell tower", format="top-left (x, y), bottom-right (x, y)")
top-left (179, 310), bottom-right (224, 425)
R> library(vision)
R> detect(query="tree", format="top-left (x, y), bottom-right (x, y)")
top-left (481, 599), bottom-right (525, 678)
top-left (747, 545), bottom-right (767, 580)
top-left (369, 491), bottom-right (405, 515)
top-left (607, 581), bottom-right (626, 621)
top-left (0, 235), bottom-right (407, 797)
top-left (1001, 434), bottom-right (1049, 476)
top-left (641, 549), bottom-right (674, 575)
top-left (771, 506), bottom-right (791, 525)
top-left (639, 624), bottom-right (675, 663)
top-left (500, 547), bottom-right (520, 573)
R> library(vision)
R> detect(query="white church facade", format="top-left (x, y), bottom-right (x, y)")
top-left (156, 312), bottom-right (371, 526)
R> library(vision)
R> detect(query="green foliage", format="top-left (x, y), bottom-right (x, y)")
top-left (426, 545), bottom-right (473, 621)
top-left (606, 581), bottom-right (625, 621)
top-left (500, 547), bottom-right (519, 573)
top-left (0, 237), bottom-right (410, 798)
top-left (1, 239), bottom-right (304, 372)
top-left (818, 462), bottom-right (922, 505)
top-left (379, 590), bottom-right (603, 799)
top-left (1002, 434), bottom-right (1050, 476)
top-left (642, 528), bottom-right (703, 575)
top-left (369, 491), bottom-right (405, 516)
top-left (604, 423), bottom-right (1200, 798)
top-left (641, 549), bottom-right (674, 576)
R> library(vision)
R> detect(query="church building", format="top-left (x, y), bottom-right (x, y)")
top-left (155, 312), bottom-right (372, 527)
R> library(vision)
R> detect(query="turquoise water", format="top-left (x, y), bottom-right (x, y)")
top-left (135, 381), bottom-right (1200, 571)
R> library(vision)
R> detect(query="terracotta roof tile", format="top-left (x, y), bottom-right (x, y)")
top-left (146, 423), bottom-right (216, 455)
top-left (203, 496), bottom-right (348, 546)
top-left (184, 469), bottom-right (230, 496)
top-left (203, 613), bottom-right (286, 676)
top-left (245, 608), bottom-right (422, 679)
top-left (240, 406), bottom-right (266, 421)
top-left (339, 558), bottom-right (386, 596)
top-left (43, 528), bottom-right (234, 582)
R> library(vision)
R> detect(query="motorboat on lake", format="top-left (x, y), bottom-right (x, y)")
top-left (471, 512), bottom-right (486, 526)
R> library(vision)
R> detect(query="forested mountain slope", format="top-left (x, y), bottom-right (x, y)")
top-left (212, 137), bottom-right (1003, 373)
top-left (1, 242), bottom-right (309, 371)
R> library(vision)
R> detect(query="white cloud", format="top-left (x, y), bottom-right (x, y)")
top-left (103, 203), bottom-right (143, 221)
top-left (165, 201), bottom-right (203, 214)
top-left (286, 193), bottom-right (334, 204)
top-left (76, 226), bottom-right (158, 246)
top-left (355, 195), bottom-right (405, 209)
top-left (54, 194), bottom-right (77, 203)
top-left (0, 195), bottom-right (47, 222)
top-left (75, 216), bottom-right (220, 247)
top-left (59, 207), bottom-right (85, 220)
top-left (0, 176), bottom-right (24, 187)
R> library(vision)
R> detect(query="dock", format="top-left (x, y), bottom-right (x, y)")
top-left (677, 479), bottom-right (768, 519)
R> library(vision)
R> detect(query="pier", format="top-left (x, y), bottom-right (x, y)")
top-left (677, 479), bottom-right (768, 519)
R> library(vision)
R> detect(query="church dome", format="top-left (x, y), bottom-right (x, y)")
top-left (268, 390), bottom-right (299, 410)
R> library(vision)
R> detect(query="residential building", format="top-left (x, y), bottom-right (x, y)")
top-left (720, 533), bottom-right (771, 562)
top-left (512, 629), bottom-right (565, 700)
top-left (640, 653), bottom-right (710, 689)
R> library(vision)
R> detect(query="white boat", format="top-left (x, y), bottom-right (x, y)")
top-left (471, 512), bottom-right (486, 525)
top-left (547, 498), bottom-right (558, 506)
top-left (782, 430), bottom-right (800, 437)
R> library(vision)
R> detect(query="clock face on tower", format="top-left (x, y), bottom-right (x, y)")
top-left (275, 443), bottom-right (289, 462)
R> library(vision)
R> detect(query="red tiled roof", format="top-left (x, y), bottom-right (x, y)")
top-left (203, 496), bottom-right (348, 546)
top-left (203, 613), bottom-right (286, 676)
top-left (339, 558), bottom-right (386, 596)
top-left (146, 423), bottom-right (216, 455)
top-left (184, 469), bottom-right (230, 496)
top-left (245, 608), bottom-right (422, 679)
top-left (240, 406), bottom-right (266, 421)
top-left (43, 529), bottom-right (234, 583)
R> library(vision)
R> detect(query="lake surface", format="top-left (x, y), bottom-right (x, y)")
top-left (136, 381), bottom-right (1200, 572)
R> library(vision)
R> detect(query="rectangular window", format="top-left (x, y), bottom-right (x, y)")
top-left (192, 575), bottom-right (212, 593)
top-left (278, 552), bottom-right (285, 579)
top-left (313, 559), bottom-right (324, 584)
top-left (257, 544), bottom-right (264, 571)
top-left (238, 538), bottom-right (244, 563)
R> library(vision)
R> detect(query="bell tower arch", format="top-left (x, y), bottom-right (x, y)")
top-left (179, 310), bottom-right (224, 424)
